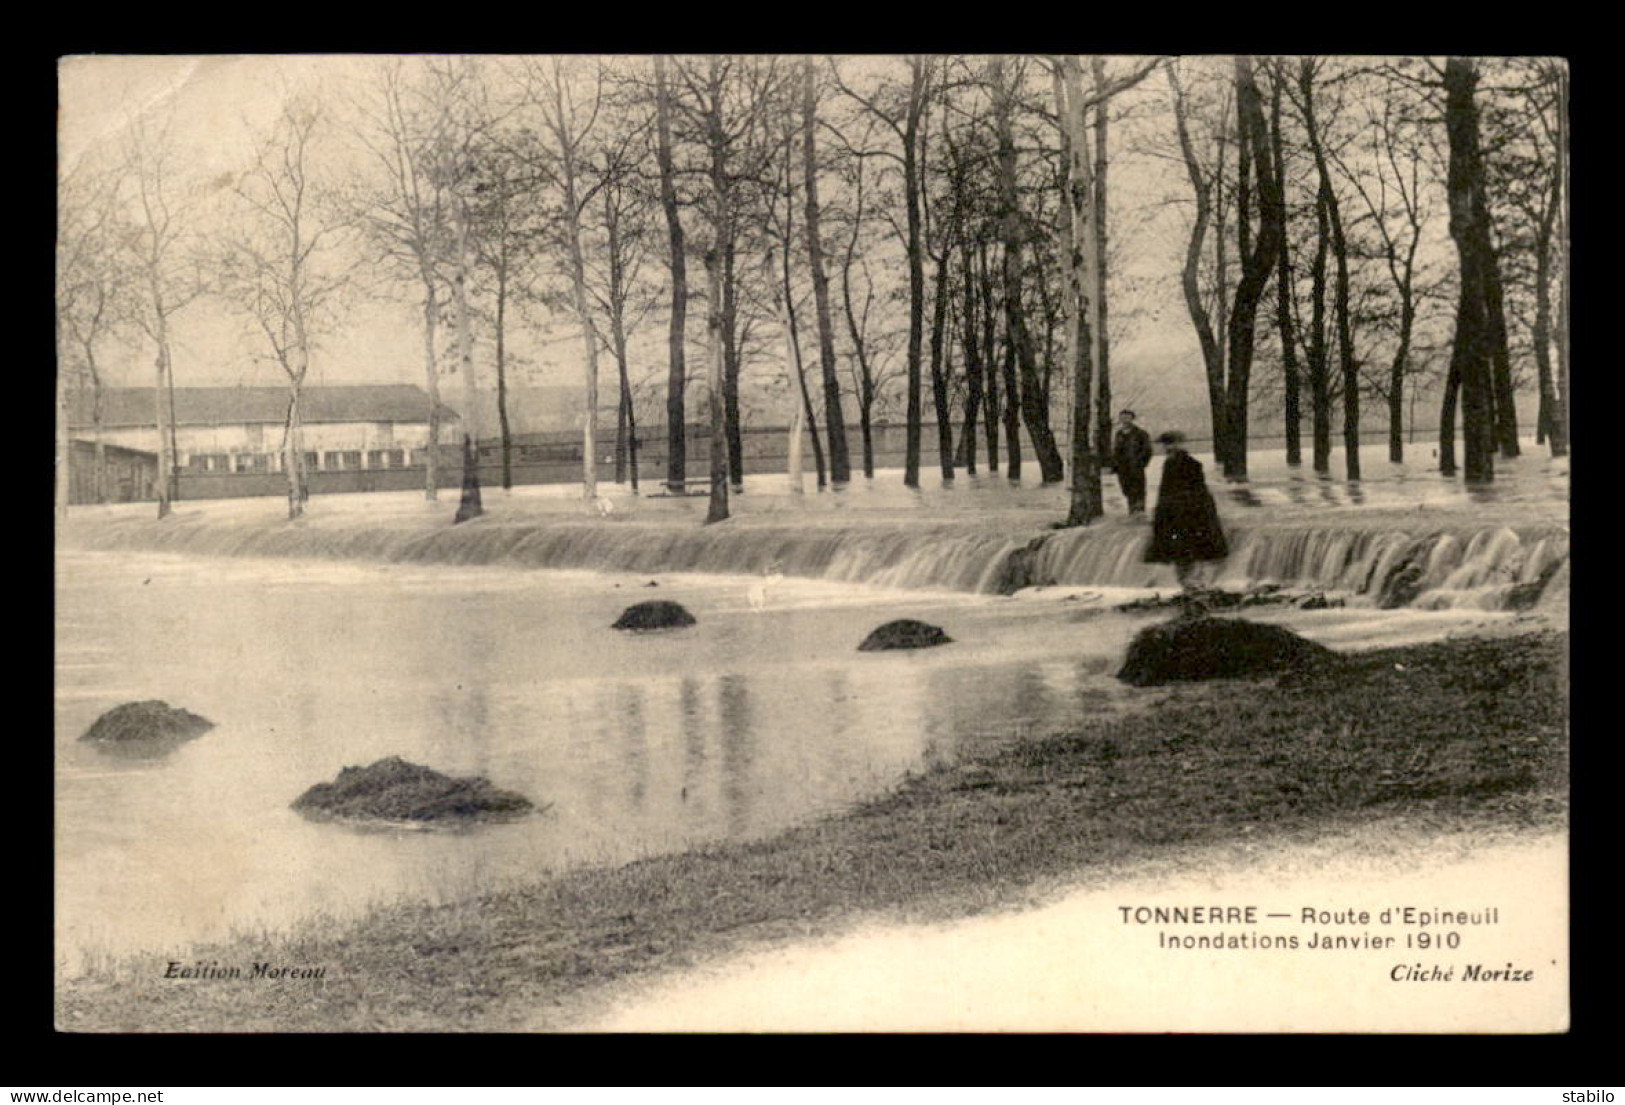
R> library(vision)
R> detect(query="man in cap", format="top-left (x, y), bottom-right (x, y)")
top-left (1110, 409), bottom-right (1153, 515)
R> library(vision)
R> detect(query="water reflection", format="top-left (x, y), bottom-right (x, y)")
top-left (717, 674), bottom-right (754, 838)
top-left (616, 684), bottom-right (649, 812)
top-left (54, 538), bottom-right (1557, 973)
top-left (679, 675), bottom-right (707, 814)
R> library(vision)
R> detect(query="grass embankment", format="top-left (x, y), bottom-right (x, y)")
top-left (57, 631), bottom-right (1568, 1033)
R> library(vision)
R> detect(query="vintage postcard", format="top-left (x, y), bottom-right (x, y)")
top-left (54, 53), bottom-right (1569, 1033)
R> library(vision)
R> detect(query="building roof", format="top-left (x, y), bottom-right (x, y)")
top-left (68, 439), bottom-right (156, 460)
top-left (68, 385), bottom-right (460, 430)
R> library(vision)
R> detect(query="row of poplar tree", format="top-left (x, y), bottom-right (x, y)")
top-left (55, 55), bottom-right (1569, 524)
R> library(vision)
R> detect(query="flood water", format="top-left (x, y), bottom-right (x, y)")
top-left (55, 442), bottom-right (1566, 976)
top-left (56, 552), bottom-right (1150, 973)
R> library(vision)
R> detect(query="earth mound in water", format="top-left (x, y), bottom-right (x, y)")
top-left (80, 700), bottom-right (214, 744)
top-left (1116, 615), bottom-right (1341, 687)
top-left (1114, 586), bottom-right (1302, 614)
top-left (291, 756), bottom-right (534, 824)
top-left (612, 600), bottom-right (697, 630)
top-left (858, 619), bottom-right (954, 652)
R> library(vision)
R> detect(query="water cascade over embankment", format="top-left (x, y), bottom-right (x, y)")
top-left (64, 512), bottom-right (1570, 612)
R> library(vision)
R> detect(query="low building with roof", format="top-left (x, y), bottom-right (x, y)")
top-left (68, 384), bottom-right (460, 477)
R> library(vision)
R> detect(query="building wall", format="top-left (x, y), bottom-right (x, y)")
top-left (92, 419), bottom-right (455, 472)
top-left (67, 441), bottom-right (158, 504)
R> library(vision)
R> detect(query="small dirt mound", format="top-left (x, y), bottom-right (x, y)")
top-left (1116, 615), bottom-right (1341, 687)
top-left (858, 619), bottom-right (954, 651)
top-left (80, 700), bottom-right (214, 744)
top-left (1114, 586), bottom-right (1295, 615)
top-left (292, 756), bottom-right (534, 824)
top-left (612, 600), bottom-right (697, 631)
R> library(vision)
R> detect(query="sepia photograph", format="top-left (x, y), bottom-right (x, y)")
top-left (53, 53), bottom-right (1570, 1033)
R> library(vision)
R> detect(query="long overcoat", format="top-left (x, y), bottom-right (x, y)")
top-left (1143, 451), bottom-right (1229, 564)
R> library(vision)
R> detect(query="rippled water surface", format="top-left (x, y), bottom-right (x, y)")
top-left (56, 443), bottom-right (1565, 974)
top-left (57, 553), bottom-right (1173, 971)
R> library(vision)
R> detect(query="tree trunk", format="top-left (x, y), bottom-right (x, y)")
top-left (1443, 57), bottom-right (1497, 484)
top-left (1390, 301), bottom-right (1413, 463)
top-left (150, 285), bottom-right (172, 520)
top-left (929, 248), bottom-right (955, 481)
top-left (615, 363), bottom-right (629, 482)
top-left (91, 373), bottom-right (106, 504)
top-left (721, 240), bottom-right (743, 492)
top-left (1308, 180), bottom-right (1332, 474)
top-left (284, 386), bottom-right (304, 519)
top-left (1169, 62), bottom-right (1227, 470)
top-left (1091, 56), bottom-right (1114, 470)
top-left (165, 356), bottom-right (180, 504)
top-left (1439, 353), bottom-right (1461, 476)
top-left (838, 249), bottom-right (875, 481)
top-left (452, 197), bottom-right (483, 518)
top-left (803, 58), bottom-right (850, 486)
top-left (897, 60), bottom-right (930, 489)
top-left (1485, 246), bottom-right (1519, 458)
top-left (1268, 71), bottom-right (1303, 467)
top-left (958, 241), bottom-right (983, 476)
top-left (704, 248), bottom-right (730, 523)
top-left (654, 56), bottom-right (688, 495)
top-left (1001, 316), bottom-right (1021, 480)
top-left (1555, 64), bottom-right (1570, 453)
top-left (420, 285), bottom-right (442, 501)
top-left (1220, 56), bottom-right (1283, 482)
top-left (774, 255), bottom-right (805, 494)
top-left (496, 266), bottom-right (513, 492)
top-left (1061, 55), bottom-right (1102, 527)
top-left (1534, 131), bottom-right (1568, 456)
top-left (991, 56), bottom-right (1064, 483)
top-left (557, 112), bottom-right (600, 505)
top-left (783, 251), bottom-right (827, 488)
top-left (979, 244), bottom-right (1001, 472)
top-left (613, 313), bottom-right (638, 492)
top-left (1299, 62), bottom-right (1357, 480)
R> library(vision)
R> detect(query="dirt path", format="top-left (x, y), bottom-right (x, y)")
top-left (565, 825), bottom-right (1567, 1033)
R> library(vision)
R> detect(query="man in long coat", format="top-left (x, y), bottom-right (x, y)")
top-left (1109, 409), bottom-right (1153, 514)
top-left (1143, 431), bottom-right (1228, 590)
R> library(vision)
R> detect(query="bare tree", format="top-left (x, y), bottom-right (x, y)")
top-left (762, 101), bottom-right (828, 487)
top-left (831, 55), bottom-right (932, 486)
top-left (1056, 55), bottom-right (1103, 524)
top-left (801, 56), bottom-right (853, 485)
top-left (651, 55), bottom-right (691, 495)
top-left (1168, 60), bottom-right (1230, 467)
top-left (219, 94), bottom-right (355, 518)
top-left (415, 58), bottom-right (498, 523)
top-left (989, 55), bottom-right (1064, 483)
top-left (468, 122), bottom-right (548, 492)
top-left (522, 56), bottom-right (609, 504)
top-left (351, 59), bottom-right (457, 502)
top-left (1442, 57), bottom-right (1503, 483)
top-left (703, 245), bottom-right (730, 522)
top-left (57, 159), bottom-right (129, 511)
top-left (1332, 69), bottom-right (1436, 464)
top-left (579, 101), bottom-right (660, 491)
top-left (1292, 58), bottom-right (1359, 480)
top-left (119, 111), bottom-right (205, 519)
